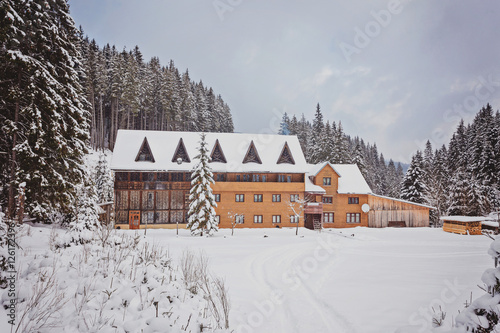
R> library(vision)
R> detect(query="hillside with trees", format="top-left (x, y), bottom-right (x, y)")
top-left (79, 37), bottom-right (234, 151)
top-left (401, 104), bottom-right (500, 224)
top-left (279, 103), bottom-right (405, 198)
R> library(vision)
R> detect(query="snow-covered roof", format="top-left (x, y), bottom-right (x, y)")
top-left (307, 162), bottom-right (372, 194)
top-left (369, 194), bottom-right (436, 209)
top-left (111, 130), bottom-right (309, 173)
top-left (305, 176), bottom-right (326, 194)
top-left (440, 216), bottom-right (486, 222)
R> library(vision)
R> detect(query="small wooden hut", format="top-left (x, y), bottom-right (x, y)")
top-left (440, 216), bottom-right (483, 235)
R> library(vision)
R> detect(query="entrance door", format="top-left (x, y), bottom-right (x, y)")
top-left (129, 211), bottom-right (141, 229)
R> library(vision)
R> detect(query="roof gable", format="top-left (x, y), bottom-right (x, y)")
top-left (135, 137), bottom-right (155, 162)
top-left (277, 141), bottom-right (295, 165)
top-left (242, 140), bottom-right (262, 164)
top-left (210, 139), bottom-right (227, 163)
top-left (172, 138), bottom-right (190, 163)
top-left (110, 130), bottom-right (309, 173)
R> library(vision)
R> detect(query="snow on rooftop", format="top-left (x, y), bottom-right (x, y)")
top-left (307, 162), bottom-right (372, 194)
top-left (440, 216), bottom-right (486, 222)
top-left (305, 176), bottom-right (326, 194)
top-left (110, 130), bottom-right (309, 173)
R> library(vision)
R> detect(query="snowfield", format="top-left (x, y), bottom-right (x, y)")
top-left (146, 227), bottom-right (491, 333)
top-left (2, 226), bottom-right (492, 332)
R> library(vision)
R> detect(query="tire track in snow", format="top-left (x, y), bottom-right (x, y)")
top-left (243, 238), bottom-right (355, 333)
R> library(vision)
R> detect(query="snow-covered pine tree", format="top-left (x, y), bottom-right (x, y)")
top-left (279, 112), bottom-right (290, 135)
top-left (187, 133), bottom-right (218, 236)
top-left (386, 159), bottom-right (401, 198)
top-left (95, 153), bottom-right (114, 203)
top-left (68, 181), bottom-right (99, 245)
top-left (1, 0), bottom-right (90, 222)
top-left (352, 142), bottom-right (368, 179)
top-left (307, 103), bottom-right (324, 164)
top-left (446, 169), bottom-right (471, 216)
top-left (400, 151), bottom-right (427, 204)
top-left (454, 236), bottom-right (500, 331)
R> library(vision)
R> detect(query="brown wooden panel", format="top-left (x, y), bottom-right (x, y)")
top-left (171, 190), bottom-right (184, 209)
top-left (156, 191), bottom-right (169, 209)
top-left (142, 191), bottom-right (155, 210)
top-left (130, 191), bottom-right (140, 210)
top-left (116, 191), bottom-right (129, 210)
top-left (171, 211), bottom-right (184, 223)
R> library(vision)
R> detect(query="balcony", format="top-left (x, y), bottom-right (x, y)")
top-left (305, 202), bottom-right (323, 214)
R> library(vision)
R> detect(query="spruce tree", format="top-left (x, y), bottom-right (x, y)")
top-left (401, 151), bottom-right (427, 204)
top-left (1, 0), bottom-right (90, 222)
top-left (308, 103), bottom-right (324, 163)
top-left (187, 133), bottom-right (218, 236)
top-left (279, 112), bottom-right (290, 135)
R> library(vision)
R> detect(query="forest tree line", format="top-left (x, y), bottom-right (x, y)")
top-left (401, 104), bottom-right (500, 222)
top-left (79, 37), bottom-right (234, 151)
top-left (279, 104), bottom-right (405, 198)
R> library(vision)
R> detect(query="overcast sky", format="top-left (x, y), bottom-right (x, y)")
top-left (68, 0), bottom-right (500, 163)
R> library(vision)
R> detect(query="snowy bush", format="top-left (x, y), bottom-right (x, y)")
top-left (5, 226), bottom-right (231, 332)
top-left (451, 236), bottom-right (500, 332)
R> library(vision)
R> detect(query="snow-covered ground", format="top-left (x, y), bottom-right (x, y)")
top-left (3, 225), bottom-right (492, 332)
top-left (145, 227), bottom-right (491, 333)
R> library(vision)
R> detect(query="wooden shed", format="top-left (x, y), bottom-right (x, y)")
top-left (367, 194), bottom-right (433, 228)
top-left (440, 216), bottom-right (483, 235)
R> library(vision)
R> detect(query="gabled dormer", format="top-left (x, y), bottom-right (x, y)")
top-left (242, 140), bottom-right (262, 164)
top-left (135, 137), bottom-right (155, 162)
top-left (172, 138), bottom-right (190, 163)
top-left (277, 141), bottom-right (295, 165)
top-left (210, 139), bottom-right (227, 163)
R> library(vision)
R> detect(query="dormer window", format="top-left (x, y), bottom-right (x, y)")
top-left (135, 137), bottom-right (155, 162)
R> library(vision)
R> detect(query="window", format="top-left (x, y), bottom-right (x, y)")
top-left (235, 194), bottom-right (245, 202)
top-left (262, 175), bottom-right (267, 182)
top-left (171, 173), bottom-right (184, 181)
top-left (253, 174), bottom-right (260, 182)
top-left (243, 174), bottom-right (250, 182)
top-left (290, 215), bottom-right (299, 223)
top-left (346, 213), bottom-right (361, 223)
top-left (254, 194), bottom-right (263, 202)
top-left (272, 194), bottom-right (281, 202)
top-left (130, 172), bottom-right (140, 181)
top-left (254, 215), bottom-right (263, 223)
top-left (287, 175), bottom-right (292, 183)
top-left (157, 172), bottom-right (169, 181)
top-left (322, 197), bottom-right (333, 204)
top-left (235, 215), bottom-right (245, 224)
top-left (215, 216), bottom-right (220, 224)
top-left (324, 212), bottom-right (334, 223)
top-left (278, 174), bottom-right (286, 182)
top-left (214, 194), bottom-right (221, 202)
top-left (323, 177), bottom-right (331, 186)
top-left (348, 197), bottom-right (359, 204)
top-left (272, 215), bottom-right (281, 223)
top-left (116, 172), bottom-right (128, 181)
top-left (216, 174), bottom-right (226, 182)
top-left (236, 175), bottom-right (241, 182)
top-left (290, 194), bottom-right (299, 202)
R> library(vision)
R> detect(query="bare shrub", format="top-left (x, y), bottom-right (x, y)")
top-left (16, 265), bottom-right (68, 333)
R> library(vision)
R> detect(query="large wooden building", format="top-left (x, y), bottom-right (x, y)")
top-left (111, 130), bottom-right (432, 230)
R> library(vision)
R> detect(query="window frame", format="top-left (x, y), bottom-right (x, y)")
top-left (290, 194), bottom-right (299, 202)
top-left (254, 215), bottom-right (263, 224)
top-left (346, 213), bottom-right (361, 223)
top-left (290, 215), bottom-right (299, 223)
top-left (322, 196), bottom-right (333, 204)
top-left (272, 215), bottom-right (281, 223)
top-left (214, 194), bottom-right (221, 202)
top-left (348, 197), bottom-right (360, 204)
top-left (272, 194), bottom-right (281, 202)
top-left (254, 194), bottom-right (263, 202)
top-left (323, 177), bottom-right (331, 186)
top-left (323, 212), bottom-right (334, 223)
top-left (235, 194), bottom-right (245, 202)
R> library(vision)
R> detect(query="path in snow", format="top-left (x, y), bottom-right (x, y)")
top-left (148, 227), bottom-right (491, 333)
